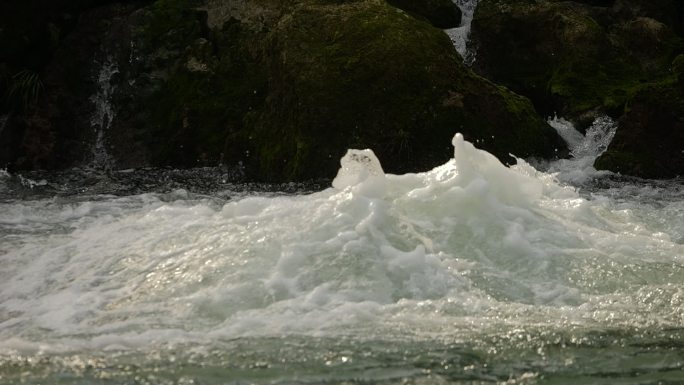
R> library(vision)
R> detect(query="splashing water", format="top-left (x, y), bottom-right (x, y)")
top-left (0, 169), bottom-right (9, 193)
top-left (446, 0), bottom-right (480, 62)
top-left (543, 115), bottom-right (618, 184)
top-left (89, 59), bottom-right (119, 171)
top-left (0, 133), bottom-right (682, 384)
top-left (0, 114), bottom-right (8, 137)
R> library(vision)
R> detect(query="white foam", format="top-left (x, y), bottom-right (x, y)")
top-left (0, 133), bottom-right (682, 354)
top-left (332, 149), bottom-right (387, 198)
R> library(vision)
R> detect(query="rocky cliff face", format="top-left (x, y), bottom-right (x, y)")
top-left (5, 0), bottom-right (681, 180)
top-left (1, 0), bottom-right (566, 181)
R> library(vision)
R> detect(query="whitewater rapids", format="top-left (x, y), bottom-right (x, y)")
top-left (0, 131), bottom-right (682, 384)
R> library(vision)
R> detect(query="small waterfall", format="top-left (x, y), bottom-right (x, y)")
top-left (89, 58), bottom-right (119, 171)
top-left (446, 0), bottom-right (480, 63)
top-left (549, 116), bottom-right (617, 160)
top-left (545, 116), bottom-right (618, 184)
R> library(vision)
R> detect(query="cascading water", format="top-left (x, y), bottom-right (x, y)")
top-left (0, 114), bottom-right (7, 137)
top-left (446, 0), bottom-right (480, 62)
top-left (545, 115), bottom-right (618, 184)
top-left (89, 58), bottom-right (119, 171)
top-left (1, 129), bottom-right (682, 384)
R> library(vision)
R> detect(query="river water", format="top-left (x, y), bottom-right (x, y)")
top-left (0, 117), bottom-right (682, 384)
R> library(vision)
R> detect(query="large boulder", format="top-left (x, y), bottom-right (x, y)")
top-left (232, 0), bottom-right (564, 180)
top-left (594, 80), bottom-right (684, 178)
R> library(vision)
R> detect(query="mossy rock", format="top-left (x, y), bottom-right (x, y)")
top-left (470, 0), bottom-right (684, 122)
top-left (119, 0), bottom-right (565, 181)
top-left (594, 81), bottom-right (684, 178)
top-left (236, 0), bottom-right (564, 180)
top-left (386, 0), bottom-right (462, 28)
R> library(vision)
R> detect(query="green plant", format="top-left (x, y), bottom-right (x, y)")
top-left (5, 69), bottom-right (44, 109)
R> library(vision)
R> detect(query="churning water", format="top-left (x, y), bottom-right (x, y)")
top-left (0, 122), bottom-right (683, 384)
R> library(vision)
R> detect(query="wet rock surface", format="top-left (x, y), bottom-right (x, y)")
top-left (6, 0), bottom-right (683, 180)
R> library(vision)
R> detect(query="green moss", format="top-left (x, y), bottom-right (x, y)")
top-left (235, 0), bottom-right (565, 181)
top-left (594, 150), bottom-right (653, 175)
top-left (246, 1), bottom-right (459, 180)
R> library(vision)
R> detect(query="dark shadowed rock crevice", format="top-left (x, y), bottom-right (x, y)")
top-left (386, 0), bottom-right (462, 29)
